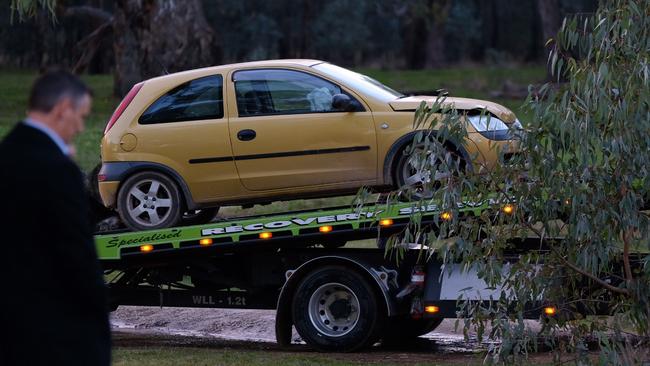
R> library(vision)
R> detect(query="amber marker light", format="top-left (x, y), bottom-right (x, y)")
top-left (199, 238), bottom-right (213, 246)
top-left (544, 306), bottom-right (557, 316)
top-left (502, 204), bottom-right (515, 215)
top-left (440, 211), bottom-right (452, 221)
top-left (425, 305), bottom-right (440, 314)
top-left (140, 244), bottom-right (154, 253)
top-left (379, 219), bottom-right (394, 227)
top-left (319, 226), bottom-right (333, 233)
top-left (259, 232), bottom-right (273, 239)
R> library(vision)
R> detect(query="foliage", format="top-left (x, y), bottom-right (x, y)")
top-left (2, 0), bottom-right (598, 70)
top-left (9, 0), bottom-right (56, 22)
top-left (379, 0), bottom-right (650, 363)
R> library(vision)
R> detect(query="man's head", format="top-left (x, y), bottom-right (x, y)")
top-left (27, 71), bottom-right (92, 144)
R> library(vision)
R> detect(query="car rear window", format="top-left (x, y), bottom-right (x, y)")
top-left (139, 75), bottom-right (224, 124)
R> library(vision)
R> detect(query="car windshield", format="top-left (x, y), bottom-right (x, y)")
top-left (313, 63), bottom-right (404, 101)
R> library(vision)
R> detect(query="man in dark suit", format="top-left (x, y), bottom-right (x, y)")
top-left (0, 71), bottom-right (111, 365)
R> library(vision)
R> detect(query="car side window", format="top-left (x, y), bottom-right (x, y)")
top-left (139, 75), bottom-right (224, 124)
top-left (234, 69), bottom-right (357, 117)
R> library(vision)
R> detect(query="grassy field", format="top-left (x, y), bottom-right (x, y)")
top-left (0, 65), bottom-right (544, 174)
top-left (113, 347), bottom-right (456, 366)
top-left (0, 70), bottom-right (115, 172)
top-left (111, 345), bottom-right (561, 366)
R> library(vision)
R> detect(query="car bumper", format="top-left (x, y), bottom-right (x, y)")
top-left (98, 181), bottom-right (119, 208)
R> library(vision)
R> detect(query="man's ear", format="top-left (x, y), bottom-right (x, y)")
top-left (50, 97), bottom-right (73, 121)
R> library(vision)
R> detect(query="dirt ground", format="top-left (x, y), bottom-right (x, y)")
top-left (111, 306), bottom-right (553, 364)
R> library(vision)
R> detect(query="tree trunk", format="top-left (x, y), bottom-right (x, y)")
top-left (424, 0), bottom-right (450, 69)
top-left (424, 22), bottom-right (446, 68)
top-left (536, 0), bottom-right (561, 81)
top-left (112, 0), bottom-right (216, 97)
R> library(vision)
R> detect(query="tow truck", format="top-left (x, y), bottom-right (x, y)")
top-left (95, 199), bottom-right (560, 351)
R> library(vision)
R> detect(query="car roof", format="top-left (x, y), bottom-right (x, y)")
top-left (146, 59), bottom-right (325, 83)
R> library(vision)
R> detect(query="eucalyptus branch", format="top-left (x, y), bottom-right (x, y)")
top-left (550, 246), bottom-right (631, 296)
top-left (622, 228), bottom-right (634, 282)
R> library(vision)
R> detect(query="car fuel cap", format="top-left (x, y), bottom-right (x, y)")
top-left (119, 133), bottom-right (137, 152)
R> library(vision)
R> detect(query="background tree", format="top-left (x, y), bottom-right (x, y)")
top-left (5, 0), bottom-right (599, 75)
top-left (111, 0), bottom-right (216, 96)
top-left (9, 0), bottom-right (216, 96)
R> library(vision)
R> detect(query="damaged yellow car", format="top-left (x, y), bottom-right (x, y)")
top-left (98, 59), bottom-right (520, 231)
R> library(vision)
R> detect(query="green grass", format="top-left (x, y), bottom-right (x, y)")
top-left (0, 71), bottom-right (118, 172)
top-left (112, 346), bottom-right (488, 366)
top-left (0, 65), bottom-right (543, 174)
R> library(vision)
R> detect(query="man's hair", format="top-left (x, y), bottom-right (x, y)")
top-left (28, 70), bottom-right (92, 113)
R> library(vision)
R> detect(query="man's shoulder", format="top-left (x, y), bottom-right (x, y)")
top-left (0, 122), bottom-right (66, 161)
top-left (1, 121), bottom-right (60, 147)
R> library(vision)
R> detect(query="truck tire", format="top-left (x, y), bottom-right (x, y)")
top-left (381, 316), bottom-right (443, 345)
top-left (292, 266), bottom-right (384, 352)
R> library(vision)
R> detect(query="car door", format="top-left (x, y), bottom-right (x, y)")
top-left (227, 68), bottom-right (377, 191)
top-left (134, 74), bottom-right (242, 202)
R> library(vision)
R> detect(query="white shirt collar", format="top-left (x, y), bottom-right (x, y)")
top-left (23, 118), bottom-right (70, 156)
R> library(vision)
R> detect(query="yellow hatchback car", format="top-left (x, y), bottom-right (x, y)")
top-left (99, 59), bottom-right (520, 231)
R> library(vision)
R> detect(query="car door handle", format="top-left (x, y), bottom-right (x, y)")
top-left (237, 129), bottom-right (256, 141)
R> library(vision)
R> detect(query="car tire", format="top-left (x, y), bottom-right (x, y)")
top-left (117, 171), bottom-right (183, 231)
top-left (181, 207), bottom-right (220, 226)
top-left (394, 141), bottom-right (463, 201)
top-left (292, 266), bottom-right (385, 352)
top-left (381, 316), bottom-right (443, 346)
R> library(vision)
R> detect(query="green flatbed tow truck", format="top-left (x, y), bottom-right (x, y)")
top-left (94, 200), bottom-right (571, 351)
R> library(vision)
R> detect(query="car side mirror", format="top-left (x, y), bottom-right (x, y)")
top-left (332, 94), bottom-right (358, 112)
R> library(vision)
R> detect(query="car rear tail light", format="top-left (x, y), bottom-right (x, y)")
top-left (104, 82), bottom-right (144, 134)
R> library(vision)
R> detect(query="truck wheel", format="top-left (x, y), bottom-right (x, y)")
top-left (117, 171), bottom-right (182, 231)
top-left (381, 316), bottom-right (443, 346)
top-left (292, 266), bottom-right (384, 352)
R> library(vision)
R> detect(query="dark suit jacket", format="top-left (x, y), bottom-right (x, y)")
top-left (0, 122), bottom-right (111, 366)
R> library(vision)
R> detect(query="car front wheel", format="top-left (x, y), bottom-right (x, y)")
top-left (117, 171), bottom-right (183, 231)
top-left (394, 142), bottom-right (462, 201)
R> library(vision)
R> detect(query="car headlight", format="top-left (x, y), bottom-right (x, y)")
top-left (467, 115), bottom-right (509, 132)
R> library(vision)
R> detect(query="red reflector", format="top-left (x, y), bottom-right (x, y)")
top-left (411, 266), bottom-right (426, 285)
top-left (104, 82), bottom-right (143, 134)
top-left (97, 174), bottom-right (107, 182)
top-left (411, 273), bottom-right (425, 283)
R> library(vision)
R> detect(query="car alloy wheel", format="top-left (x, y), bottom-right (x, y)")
top-left (117, 172), bottom-right (182, 231)
top-left (395, 143), bottom-right (454, 200)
